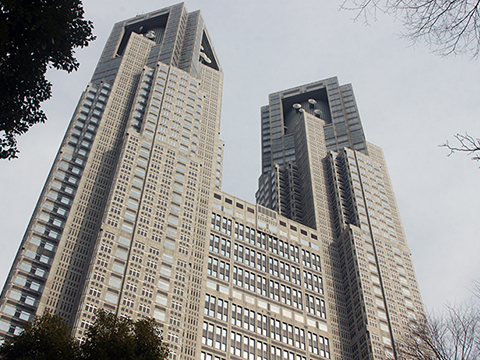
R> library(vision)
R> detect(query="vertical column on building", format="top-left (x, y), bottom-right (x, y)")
top-left (180, 62), bottom-right (223, 360)
top-left (329, 147), bottom-right (426, 359)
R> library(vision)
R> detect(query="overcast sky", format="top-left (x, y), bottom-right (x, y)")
top-left (1, 0), bottom-right (479, 314)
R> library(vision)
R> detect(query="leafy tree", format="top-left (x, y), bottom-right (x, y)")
top-left (0, 310), bottom-right (169, 360)
top-left (0, 312), bottom-right (80, 360)
top-left (340, 0), bottom-right (480, 58)
top-left (0, 0), bottom-right (95, 160)
top-left (80, 310), bottom-right (169, 360)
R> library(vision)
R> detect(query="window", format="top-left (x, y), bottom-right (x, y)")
top-left (125, 282), bottom-right (137, 292)
top-left (89, 287), bottom-right (101, 297)
top-left (172, 301), bottom-right (182, 311)
top-left (139, 304), bottom-right (150, 313)
top-left (123, 297), bottom-right (134, 308)
top-left (141, 288), bottom-right (153, 298)
top-left (167, 332), bottom-right (179, 343)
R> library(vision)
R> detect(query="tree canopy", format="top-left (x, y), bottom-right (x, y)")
top-left (0, 310), bottom-right (169, 360)
top-left (0, 0), bottom-right (95, 160)
top-left (81, 310), bottom-right (170, 360)
top-left (0, 311), bottom-right (80, 360)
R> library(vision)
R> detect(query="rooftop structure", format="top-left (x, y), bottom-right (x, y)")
top-left (0, 4), bottom-right (426, 360)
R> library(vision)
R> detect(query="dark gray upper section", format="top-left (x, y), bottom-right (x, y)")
top-left (260, 77), bottom-right (366, 176)
top-left (256, 77), bottom-right (367, 227)
top-left (91, 3), bottom-right (221, 85)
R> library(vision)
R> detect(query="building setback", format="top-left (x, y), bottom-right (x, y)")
top-left (0, 3), bottom-right (426, 360)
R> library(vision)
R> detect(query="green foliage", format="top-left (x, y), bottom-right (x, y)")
top-left (0, 310), bottom-right (169, 360)
top-left (81, 310), bottom-right (169, 360)
top-left (0, 312), bottom-right (80, 360)
top-left (0, 0), bottom-right (95, 159)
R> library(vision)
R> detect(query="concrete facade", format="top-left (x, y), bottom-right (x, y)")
top-left (0, 4), bottom-right (425, 360)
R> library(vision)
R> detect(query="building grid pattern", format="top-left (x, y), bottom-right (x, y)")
top-left (0, 4), bottom-right (426, 360)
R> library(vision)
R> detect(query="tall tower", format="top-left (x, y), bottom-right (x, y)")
top-left (0, 4), bottom-right (426, 360)
top-left (256, 78), bottom-right (367, 228)
top-left (255, 79), bottom-right (425, 359)
top-left (0, 4), bottom-right (223, 358)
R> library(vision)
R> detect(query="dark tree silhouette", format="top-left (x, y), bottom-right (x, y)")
top-left (0, 310), bottom-right (169, 360)
top-left (81, 310), bottom-right (170, 360)
top-left (0, 312), bottom-right (80, 360)
top-left (0, 0), bottom-right (95, 159)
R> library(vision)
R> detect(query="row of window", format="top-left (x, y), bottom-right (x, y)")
top-left (208, 251), bottom-right (324, 296)
top-left (205, 292), bottom-right (326, 341)
top-left (233, 266), bottom-right (305, 310)
top-left (201, 307), bottom-right (330, 359)
top-left (211, 215), bottom-right (322, 274)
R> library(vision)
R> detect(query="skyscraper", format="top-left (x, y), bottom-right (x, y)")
top-left (0, 4), bottom-right (426, 360)
top-left (254, 79), bottom-right (423, 359)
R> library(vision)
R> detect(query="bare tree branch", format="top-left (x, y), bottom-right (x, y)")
top-left (398, 283), bottom-right (480, 360)
top-left (340, 0), bottom-right (480, 58)
top-left (340, 0), bottom-right (387, 23)
top-left (441, 133), bottom-right (480, 161)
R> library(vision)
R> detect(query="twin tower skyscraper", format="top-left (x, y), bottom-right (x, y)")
top-left (0, 3), bottom-right (426, 360)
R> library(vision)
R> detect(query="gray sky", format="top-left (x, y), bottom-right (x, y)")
top-left (1, 0), bottom-right (479, 313)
